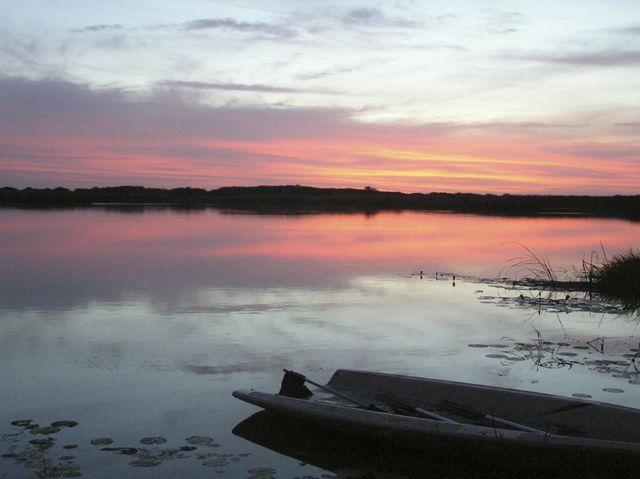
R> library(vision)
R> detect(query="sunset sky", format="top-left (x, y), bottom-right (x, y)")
top-left (1, 1), bottom-right (639, 194)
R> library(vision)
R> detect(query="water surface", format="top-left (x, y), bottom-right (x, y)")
top-left (1, 208), bottom-right (639, 478)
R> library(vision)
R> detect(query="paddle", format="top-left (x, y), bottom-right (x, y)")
top-left (384, 396), bottom-right (459, 423)
top-left (436, 399), bottom-right (544, 434)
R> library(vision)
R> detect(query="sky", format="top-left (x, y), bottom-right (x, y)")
top-left (1, 0), bottom-right (639, 194)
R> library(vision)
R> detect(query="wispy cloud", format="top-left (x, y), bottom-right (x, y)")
top-left (610, 25), bottom-right (640, 35)
top-left (547, 144), bottom-right (640, 160)
top-left (531, 50), bottom-right (640, 67)
top-left (341, 7), bottom-right (420, 28)
top-left (505, 48), bottom-right (640, 67)
top-left (2, 77), bottom-right (639, 194)
top-left (160, 80), bottom-right (339, 96)
top-left (179, 18), bottom-right (295, 38)
top-left (0, 35), bottom-right (40, 67)
top-left (0, 33), bottom-right (64, 78)
top-left (482, 11), bottom-right (526, 34)
top-left (161, 80), bottom-right (304, 94)
top-left (70, 24), bottom-right (124, 34)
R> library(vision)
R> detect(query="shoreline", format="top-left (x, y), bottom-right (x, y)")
top-left (2, 185), bottom-right (640, 221)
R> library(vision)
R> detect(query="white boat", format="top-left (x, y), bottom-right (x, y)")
top-left (233, 369), bottom-right (640, 461)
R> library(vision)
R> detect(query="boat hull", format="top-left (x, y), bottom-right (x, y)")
top-left (233, 388), bottom-right (640, 456)
top-left (233, 369), bottom-right (640, 460)
top-left (232, 410), bottom-right (638, 478)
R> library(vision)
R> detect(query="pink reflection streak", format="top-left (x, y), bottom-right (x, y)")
top-left (170, 212), bottom-right (639, 277)
top-left (2, 210), bottom-right (638, 279)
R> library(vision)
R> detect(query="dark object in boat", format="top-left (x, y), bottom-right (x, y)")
top-left (278, 369), bottom-right (312, 399)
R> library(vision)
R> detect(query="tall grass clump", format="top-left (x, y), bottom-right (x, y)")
top-left (504, 242), bottom-right (639, 294)
top-left (503, 243), bottom-right (639, 316)
top-left (592, 249), bottom-right (640, 298)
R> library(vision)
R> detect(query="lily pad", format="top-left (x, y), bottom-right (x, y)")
top-left (90, 437), bottom-right (114, 446)
top-left (51, 420), bottom-right (78, 428)
top-left (140, 436), bottom-right (167, 445)
top-left (186, 436), bottom-right (219, 447)
top-left (29, 438), bottom-right (55, 447)
top-left (10, 420), bottom-right (34, 427)
top-left (102, 447), bottom-right (138, 455)
top-left (603, 388), bottom-right (624, 393)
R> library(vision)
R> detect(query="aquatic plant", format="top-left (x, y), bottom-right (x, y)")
top-left (576, 244), bottom-right (608, 289)
top-left (503, 243), bottom-right (639, 318)
top-left (588, 249), bottom-right (640, 319)
top-left (501, 242), bottom-right (558, 283)
top-left (592, 249), bottom-right (640, 298)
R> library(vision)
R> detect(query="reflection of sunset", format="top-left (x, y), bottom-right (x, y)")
top-left (5, 209), bottom-right (637, 281)
top-left (199, 213), bottom-right (638, 276)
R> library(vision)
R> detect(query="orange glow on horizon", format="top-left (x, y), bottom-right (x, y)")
top-left (2, 123), bottom-right (639, 194)
top-left (188, 136), bottom-right (638, 194)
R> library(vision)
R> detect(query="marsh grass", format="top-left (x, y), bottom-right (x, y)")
top-left (504, 244), bottom-right (640, 319)
top-left (576, 244), bottom-right (608, 289)
top-left (591, 249), bottom-right (640, 298)
top-left (585, 249), bottom-right (640, 318)
top-left (501, 242), bottom-right (558, 283)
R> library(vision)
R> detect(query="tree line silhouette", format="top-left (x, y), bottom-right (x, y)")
top-left (1, 185), bottom-right (639, 220)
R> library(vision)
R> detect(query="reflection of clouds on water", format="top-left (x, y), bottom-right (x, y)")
top-left (179, 348), bottom-right (293, 376)
top-left (180, 363), bottom-right (266, 376)
top-left (174, 301), bottom-right (299, 315)
top-left (3, 208), bottom-right (640, 313)
top-left (70, 354), bottom-right (122, 372)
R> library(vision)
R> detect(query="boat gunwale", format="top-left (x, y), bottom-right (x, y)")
top-left (329, 369), bottom-right (621, 409)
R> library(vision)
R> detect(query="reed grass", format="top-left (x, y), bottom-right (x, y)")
top-left (504, 244), bottom-right (639, 315)
top-left (501, 242), bottom-right (558, 283)
top-left (591, 249), bottom-right (640, 297)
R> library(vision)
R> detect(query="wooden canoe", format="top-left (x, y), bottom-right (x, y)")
top-left (233, 369), bottom-right (640, 459)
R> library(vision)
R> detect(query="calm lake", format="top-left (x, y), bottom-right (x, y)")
top-left (1, 208), bottom-right (640, 478)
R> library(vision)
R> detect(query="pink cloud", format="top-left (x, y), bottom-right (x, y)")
top-left (1, 78), bottom-right (638, 194)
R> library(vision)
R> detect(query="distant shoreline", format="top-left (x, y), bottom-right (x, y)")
top-left (2, 185), bottom-right (640, 221)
